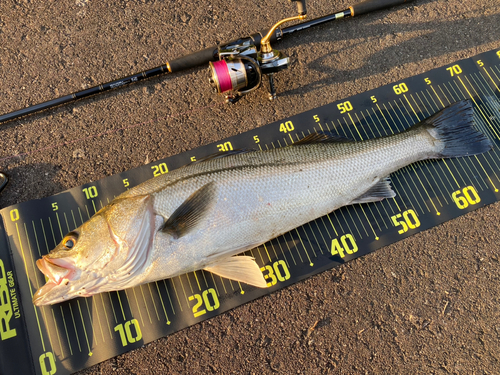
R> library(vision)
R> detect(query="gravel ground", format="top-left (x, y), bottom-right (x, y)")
top-left (1, 0), bottom-right (500, 374)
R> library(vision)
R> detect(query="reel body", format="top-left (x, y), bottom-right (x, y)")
top-left (208, 45), bottom-right (290, 103)
top-left (208, 0), bottom-right (306, 103)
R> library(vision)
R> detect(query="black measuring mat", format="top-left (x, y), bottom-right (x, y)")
top-left (1, 47), bottom-right (499, 375)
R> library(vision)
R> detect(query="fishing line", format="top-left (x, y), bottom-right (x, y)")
top-left (0, 101), bottom-right (225, 164)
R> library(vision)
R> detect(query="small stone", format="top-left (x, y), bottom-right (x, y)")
top-left (73, 149), bottom-right (85, 159)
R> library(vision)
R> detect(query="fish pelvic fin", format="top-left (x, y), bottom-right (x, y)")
top-left (160, 182), bottom-right (216, 239)
top-left (419, 100), bottom-right (492, 158)
top-left (351, 177), bottom-right (396, 204)
top-left (204, 256), bottom-right (268, 288)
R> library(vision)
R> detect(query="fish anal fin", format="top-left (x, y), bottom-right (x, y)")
top-left (160, 182), bottom-right (216, 239)
top-left (351, 177), bottom-right (396, 204)
top-left (204, 256), bottom-right (268, 288)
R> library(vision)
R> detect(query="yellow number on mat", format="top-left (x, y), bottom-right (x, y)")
top-left (217, 142), bottom-right (233, 152)
top-left (446, 65), bottom-right (462, 76)
top-left (393, 83), bottom-right (408, 95)
top-left (260, 260), bottom-right (291, 287)
top-left (331, 234), bottom-right (358, 258)
top-left (189, 288), bottom-right (220, 318)
top-left (39, 352), bottom-right (56, 375)
top-left (337, 101), bottom-right (353, 114)
top-left (114, 319), bottom-right (142, 347)
top-left (279, 121), bottom-right (294, 133)
top-left (82, 186), bottom-right (98, 199)
top-left (9, 209), bottom-right (19, 222)
top-left (452, 186), bottom-right (480, 209)
top-left (391, 209), bottom-right (420, 234)
top-left (151, 162), bottom-right (169, 177)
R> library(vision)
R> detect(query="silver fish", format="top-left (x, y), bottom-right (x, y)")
top-left (33, 100), bottom-right (491, 305)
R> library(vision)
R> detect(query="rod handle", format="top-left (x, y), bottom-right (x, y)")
top-left (349, 0), bottom-right (413, 16)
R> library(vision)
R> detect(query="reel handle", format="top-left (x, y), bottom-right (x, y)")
top-left (350, 0), bottom-right (413, 16)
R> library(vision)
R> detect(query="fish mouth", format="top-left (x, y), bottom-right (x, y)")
top-left (33, 257), bottom-right (77, 306)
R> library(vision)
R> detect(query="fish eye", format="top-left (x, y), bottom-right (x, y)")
top-left (62, 232), bottom-right (79, 250)
top-left (64, 239), bottom-right (75, 249)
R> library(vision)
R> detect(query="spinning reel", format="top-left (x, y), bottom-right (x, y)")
top-left (208, 0), bottom-right (307, 103)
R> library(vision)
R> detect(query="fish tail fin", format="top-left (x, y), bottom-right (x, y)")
top-left (422, 100), bottom-right (492, 159)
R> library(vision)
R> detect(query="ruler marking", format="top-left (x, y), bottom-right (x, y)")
top-left (165, 279), bottom-right (178, 313)
top-left (294, 228), bottom-right (314, 266)
top-left (338, 209), bottom-right (359, 239)
top-left (459, 75), bottom-right (500, 139)
top-left (63, 212), bottom-right (70, 233)
top-left (55, 212), bottom-right (63, 239)
top-left (359, 205), bottom-right (379, 239)
top-left (410, 165), bottom-right (440, 214)
top-left (307, 222), bottom-right (326, 254)
top-left (116, 291), bottom-right (126, 321)
top-left (193, 271), bottom-right (202, 292)
top-left (261, 243), bottom-right (273, 262)
top-left (140, 285), bottom-right (154, 324)
top-left (384, 102), bottom-right (403, 133)
top-left (15, 222), bottom-right (47, 352)
top-left (107, 293), bottom-right (118, 324)
top-left (347, 113), bottom-right (364, 140)
top-left (373, 105), bottom-right (393, 135)
top-left (78, 207), bottom-right (84, 224)
top-left (86, 297), bottom-right (104, 344)
top-left (76, 300), bottom-right (93, 355)
top-left (299, 225), bottom-right (318, 258)
top-left (274, 237), bottom-right (293, 267)
top-left (68, 303), bottom-right (82, 352)
top-left (51, 309), bottom-right (64, 357)
top-left (154, 282), bottom-right (170, 323)
top-left (59, 306), bottom-right (73, 355)
top-left (71, 210), bottom-right (78, 228)
top-left (177, 276), bottom-right (190, 308)
top-left (48, 217), bottom-right (57, 248)
top-left (351, 206), bottom-right (369, 237)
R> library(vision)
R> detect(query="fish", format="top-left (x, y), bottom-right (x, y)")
top-left (32, 100), bottom-right (492, 306)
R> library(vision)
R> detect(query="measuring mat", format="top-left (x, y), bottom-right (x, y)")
top-left (1, 48), bottom-right (500, 375)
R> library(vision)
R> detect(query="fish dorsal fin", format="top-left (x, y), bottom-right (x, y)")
top-left (204, 256), bottom-right (268, 288)
top-left (293, 131), bottom-right (352, 146)
top-left (189, 149), bottom-right (256, 165)
top-left (160, 182), bottom-right (216, 239)
top-left (351, 177), bottom-right (396, 204)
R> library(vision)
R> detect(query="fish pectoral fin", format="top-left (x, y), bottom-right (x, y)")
top-left (204, 256), bottom-right (268, 288)
top-left (351, 177), bottom-right (396, 204)
top-left (160, 182), bottom-right (216, 239)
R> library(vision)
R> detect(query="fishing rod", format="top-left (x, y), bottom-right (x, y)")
top-left (0, 0), bottom-right (413, 124)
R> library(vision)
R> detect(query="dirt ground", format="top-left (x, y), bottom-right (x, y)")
top-left (1, 0), bottom-right (500, 374)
